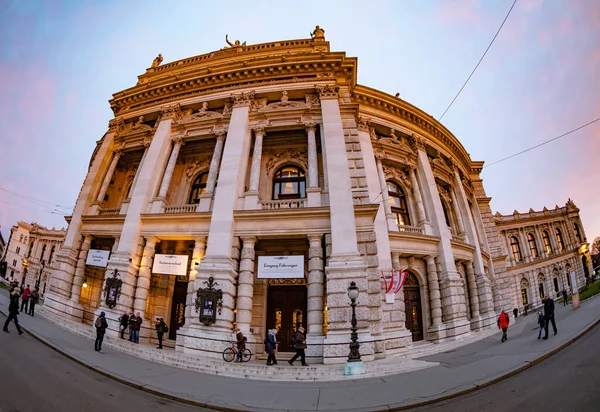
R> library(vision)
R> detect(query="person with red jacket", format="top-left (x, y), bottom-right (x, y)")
top-left (20, 284), bottom-right (31, 314)
top-left (497, 309), bottom-right (510, 342)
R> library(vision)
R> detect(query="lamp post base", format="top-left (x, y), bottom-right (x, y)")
top-left (344, 360), bottom-right (366, 376)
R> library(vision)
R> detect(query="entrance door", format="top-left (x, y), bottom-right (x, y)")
top-left (266, 285), bottom-right (307, 351)
top-left (169, 281), bottom-right (187, 340)
top-left (403, 273), bottom-right (423, 342)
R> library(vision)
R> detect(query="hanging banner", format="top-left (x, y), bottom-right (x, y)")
top-left (85, 249), bottom-right (110, 268)
top-left (257, 256), bottom-right (304, 279)
top-left (152, 254), bottom-right (189, 276)
top-left (569, 270), bottom-right (578, 292)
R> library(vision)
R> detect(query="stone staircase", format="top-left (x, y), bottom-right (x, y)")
top-left (36, 305), bottom-right (496, 382)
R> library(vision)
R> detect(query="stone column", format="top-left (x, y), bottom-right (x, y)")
top-left (306, 122), bottom-right (322, 207)
top-left (376, 156), bottom-right (398, 231)
top-left (96, 147), bottom-right (123, 204)
top-left (244, 127), bottom-right (265, 210)
top-left (319, 123), bottom-right (329, 194)
top-left (465, 262), bottom-right (481, 319)
top-left (185, 237), bottom-right (207, 322)
top-left (157, 136), bottom-right (184, 199)
top-left (307, 234), bottom-right (325, 336)
top-left (133, 237), bottom-right (158, 318)
top-left (391, 253), bottom-right (406, 325)
top-left (127, 139), bottom-right (152, 200)
top-left (70, 235), bottom-right (92, 303)
top-left (450, 189), bottom-right (467, 242)
top-left (409, 168), bottom-right (427, 227)
top-left (519, 229), bottom-right (530, 262)
top-left (198, 130), bottom-right (226, 212)
top-left (236, 237), bottom-right (256, 333)
top-left (426, 256), bottom-right (443, 327)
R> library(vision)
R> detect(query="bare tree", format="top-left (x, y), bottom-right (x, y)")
top-left (591, 236), bottom-right (600, 255)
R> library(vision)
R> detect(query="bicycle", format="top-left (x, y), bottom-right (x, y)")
top-left (222, 341), bottom-right (252, 362)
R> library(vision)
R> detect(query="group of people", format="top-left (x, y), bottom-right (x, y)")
top-left (498, 296), bottom-right (559, 342)
top-left (234, 325), bottom-right (309, 366)
top-left (93, 310), bottom-right (169, 353)
top-left (3, 282), bottom-right (41, 335)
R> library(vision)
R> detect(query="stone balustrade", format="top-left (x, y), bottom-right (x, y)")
top-left (397, 225), bottom-right (424, 235)
top-left (98, 208), bottom-right (121, 216)
top-left (164, 204), bottom-right (197, 214)
top-left (260, 199), bottom-right (306, 209)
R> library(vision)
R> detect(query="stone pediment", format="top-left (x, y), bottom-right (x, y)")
top-left (177, 102), bottom-right (223, 124)
top-left (258, 91), bottom-right (309, 113)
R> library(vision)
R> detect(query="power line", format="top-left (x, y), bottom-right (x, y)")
top-left (0, 187), bottom-right (72, 210)
top-left (439, 0), bottom-right (518, 121)
top-left (484, 115), bottom-right (600, 168)
top-left (0, 199), bottom-right (69, 215)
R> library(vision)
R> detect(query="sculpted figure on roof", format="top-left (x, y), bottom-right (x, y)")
top-left (310, 25), bottom-right (325, 41)
top-left (151, 54), bottom-right (163, 68)
top-left (225, 34), bottom-right (246, 49)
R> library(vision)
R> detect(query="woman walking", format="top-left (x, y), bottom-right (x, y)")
top-left (265, 329), bottom-right (278, 365)
top-left (3, 288), bottom-right (23, 335)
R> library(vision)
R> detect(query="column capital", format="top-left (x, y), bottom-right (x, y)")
top-left (231, 91), bottom-right (255, 108)
top-left (356, 117), bottom-right (370, 132)
top-left (241, 236), bottom-right (257, 246)
top-left (213, 127), bottom-right (227, 139)
top-left (410, 134), bottom-right (427, 152)
top-left (144, 237), bottom-right (159, 247)
top-left (304, 122), bottom-right (317, 133)
top-left (253, 126), bottom-right (266, 136)
top-left (315, 84), bottom-right (339, 100)
top-left (113, 144), bottom-right (125, 156)
top-left (194, 237), bottom-right (208, 245)
top-left (172, 136), bottom-right (185, 146)
top-left (307, 234), bottom-right (323, 244)
top-left (142, 135), bottom-right (153, 148)
top-left (160, 103), bottom-right (183, 120)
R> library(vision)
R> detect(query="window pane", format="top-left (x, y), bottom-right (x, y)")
top-left (387, 183), bottom-right (398, 193)
top-left (300, 181), bottom-right (306, 198)
top-left (274, 183), bottom-right (280, 199)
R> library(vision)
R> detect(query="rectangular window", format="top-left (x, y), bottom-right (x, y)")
top-left (12, 259), bottom-right (16, 266)
top-left (16, 246), bottom-right (20, 254)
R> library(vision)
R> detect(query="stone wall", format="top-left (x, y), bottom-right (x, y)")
top-left (342, 120), bottom-right (371, 206)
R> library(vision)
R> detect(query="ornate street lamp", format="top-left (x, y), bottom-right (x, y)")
top-left (344, 281), bottom-right (366, 375)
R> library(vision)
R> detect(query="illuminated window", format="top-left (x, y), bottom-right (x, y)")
top-left (542, 230), bottom-right (552, 254)
top-left (273, 166), bottom-right (306, 200)
top-left (555, 228), bottom-right (564, 250)
top-left (387, 181), bottom-right (411, 226)
top-left (189, 172), bottom-right (214, 204)
top-left (527, 233), bottom-right (538, 258)
top-left (510, 236), bottom-right (522, 262)
top-left (521, 288), bottom-right (528, 305)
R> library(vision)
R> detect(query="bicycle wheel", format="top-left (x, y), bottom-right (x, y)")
top-left (241, 348), bottom-right (252, 362)
top-left (222, 348), bottom-right (236, 362)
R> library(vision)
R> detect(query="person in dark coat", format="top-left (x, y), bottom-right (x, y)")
top-left (3, 289), bottom-right (24, 335)
top-left (536, 311), bottom-right (546, 339)
top-left (28, 288), bottom-right (40, 316)
top-left (265, 329), bottom-right (278, 366)
top-left (235, 328), bottom-right (246, 362)
top-left (155, 317), bottom-right (167, 349)
top-left (562, 289), bottom-right (568, 306)
top-left (497, 309), bottom-right (510, 342)
top-left (128, 312), bottom-right (142, 343)
top-left (542, 296), bottom-right (557, 339)
top-left (95, 311), bottom-right (109, 352)
top-left (119, 312), bottom-right (129, 339)
top-left (288, 326), bottom-right (308, 366)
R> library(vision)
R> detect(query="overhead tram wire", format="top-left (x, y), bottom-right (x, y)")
top-left (484, 115), bottom-right (600, 169)
top-left (0, 199), bottom-right (69, 215)
top-left (0, 186), bottom-right (73, 211)
top-left (438, 0), bottom-right (518, 121)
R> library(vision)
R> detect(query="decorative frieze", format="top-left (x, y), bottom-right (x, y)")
top-left (315, 84), bottom-right (339, 100)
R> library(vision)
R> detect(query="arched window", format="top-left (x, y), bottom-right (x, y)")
top-left (188, 172), bottom-right (211, 204)
top-left (520, 278), bottom-right (529, 305)
top-left (555, 228), bottom-right (564, 250)
top-left (387, 182), bottom-right (411, 226)
top-left (542, 230), bottom-right (552, 254)
top-left (440, 196), bottom-right (452, 228)
top-left (40, 244), bottom-right (47, 261)
top-left (573, 223), bottom-right (582, 243)
top-left (49, 246), bottom-right (56, 264)
top-left (272, 165), bottom-right (306, 200)
top-left (510, 236), bottom-right (522, 262)
top-left (527, 233), bottom-right (538, 258)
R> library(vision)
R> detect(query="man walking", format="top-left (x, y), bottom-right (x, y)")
top-left (542, 296), bottom-right (557, 339)
top-left (94, 311), bottom-right (108, 352)
top-left (129, 312), bottom-right (142, 344)
top-left (562, 289), bottom-right (568, 306)
top-left (497, 309), bottom-right (510, 342)
top-left (28, 288), bottom-right (40, 316)
top-left (3, 288), bottom-right (24, 335)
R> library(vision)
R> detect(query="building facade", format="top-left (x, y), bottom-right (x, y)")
top-left (42, 28), bottom-right (588, 364)
top-left (3, 221), bottom-right (65, 293)
top-left (490, 200), bottom-right (594, 311)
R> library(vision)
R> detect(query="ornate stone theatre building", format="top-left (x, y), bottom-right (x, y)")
top-left (42, 27), bottom-right (591, 364)
top-left (489, 200), bottom-right (594, 311)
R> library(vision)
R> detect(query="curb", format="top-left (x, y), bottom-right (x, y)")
top-left (2, 304), bottom-right (599, 412)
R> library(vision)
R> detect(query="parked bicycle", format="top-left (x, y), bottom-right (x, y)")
top-left (222, 341), bottom-right (252, 362)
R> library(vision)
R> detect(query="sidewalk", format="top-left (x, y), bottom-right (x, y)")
top-left (2, 293), bottom-right (599, 412)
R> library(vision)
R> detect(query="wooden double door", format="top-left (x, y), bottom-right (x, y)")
top-left (403, 273), bottom-right (424, 342)
top-left (266, 286), bottom-right (307, 351)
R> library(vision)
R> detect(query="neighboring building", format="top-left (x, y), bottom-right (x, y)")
top-left (0, 230), bottom-right (6, 263)
top-left (4, 221), bottom-right (66, 293)
top-left (490, 200), bottom-right (594, 310)
top-left (42, 28), bottom-right (591, 364)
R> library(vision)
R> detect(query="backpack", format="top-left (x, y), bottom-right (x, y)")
top-left (163, 325), bottom-right (169, 333)
top-left (95, 317), bottom-right (103, 329)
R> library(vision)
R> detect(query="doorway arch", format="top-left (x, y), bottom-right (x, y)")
top-left (403, 272), bottom-right (423, 341)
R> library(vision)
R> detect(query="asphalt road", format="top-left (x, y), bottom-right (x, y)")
top-left (409, 322), bottom-right (600, 412)
top-left (0, 313), bottom-right (210, 412)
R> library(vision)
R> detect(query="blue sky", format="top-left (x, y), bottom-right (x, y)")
top-left (0, 0), bottom-right (598, 243)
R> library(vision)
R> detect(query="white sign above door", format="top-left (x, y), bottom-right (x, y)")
top-left (257, 255), bottom-right (304, 279)
top-left (152, 254), bottom-right (189, 276)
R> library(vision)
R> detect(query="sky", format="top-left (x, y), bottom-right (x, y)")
top-left (0, 0), bottom-right (598, 244)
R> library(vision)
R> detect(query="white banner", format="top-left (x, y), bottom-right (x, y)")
top-left (85, 249), bottom-right (110, 268)
top-left (152, 254), bottom-right (189, 276)
top-left (570, 270), bottom-right (578, 292)
top-left (257, 256), bottom-right (304, 279)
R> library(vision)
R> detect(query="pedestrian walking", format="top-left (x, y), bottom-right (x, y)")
top-left (3, 288), bottom-right (24, 335)
top-left (512, 307), bottom-right (518, 318)
top-left (118, 312), bottom-right (129, 339)
top-left (264, 329), bottom-right (278, 366)
top-left (235, 328), bottom-right (246, 362)
top-left (20, 284), bottom-right (31, 314)
top-left (497, 309), bottom-right (510, 342)
top-left (127, 311), bottom-right (135, 341)
top-left (562, 289), bottom-right (568, 306)
top-left (288, 326), bottom-right (308, 366)
top-left (129, 312), bottom-right (142, 343)
top-left (536, 311), bottom-right (546, 339)
top-left (542, 296), bottom-right (557, 339)
top-left (28, 288), bottom-right (40, 316)
top-left (155, 317), bottom-right (168, 349)
top-left (94, 311), bottom-right (108, 352)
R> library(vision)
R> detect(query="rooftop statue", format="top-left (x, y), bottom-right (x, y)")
top-left (151, 54), bottom-right (163, 68)
top-left (310, 25), bottom-right (325, 41)
top-left (225, 34), bottom-right (246, 49)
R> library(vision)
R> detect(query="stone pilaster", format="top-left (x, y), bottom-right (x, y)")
top-left (465, 261), bottom-right (481, 329)
top-left (157, 136), bottom-right (184, 199)
top-left (244, 127), bottom-right (265, 210)
top-left (307, 235), bottom-right (325, 336)
top-left (450, 189), bottom-right (467, 242)
top-left (133, 237), bottom-right (158, 318)
top-left (306, 122), bottom-right (322, 207)
top-left (95, 146), bottom-right (123, 205)
top-left (409, 168), bottom-right (429, 231)
top-left (198, 130), bottom-right (226, 212)
top-left (69, 235), bottom-right (92, 319)
top-left (426, 256), bottom-right (443, 338)
top-left (236, 237), bottom-right (256, 333)
top-left (376, 157), bottom-right (398, 232)
top-left (184, 237), bottom-right (207, 324)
